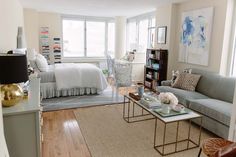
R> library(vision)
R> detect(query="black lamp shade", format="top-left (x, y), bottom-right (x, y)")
top-left (0, 53), bottom-right (29, 84)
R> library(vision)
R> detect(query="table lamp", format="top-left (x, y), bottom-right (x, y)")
top-left (0, 53), bottom-right (29, 107)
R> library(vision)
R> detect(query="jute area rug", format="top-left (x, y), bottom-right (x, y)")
top-left (74, 104), bottom-right (214, 157)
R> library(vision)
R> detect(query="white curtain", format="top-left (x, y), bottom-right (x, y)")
top-left (228, 0), bottom-right (236, 142)
top-left (0, 94), bottom-right (9, 157)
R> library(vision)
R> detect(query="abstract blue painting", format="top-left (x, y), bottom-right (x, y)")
top-left (179, 7), bottom-right (214, 66)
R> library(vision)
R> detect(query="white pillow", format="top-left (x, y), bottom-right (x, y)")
top-left (27, 48), bottom-right (37, 60)
top-left (35, 54), bottom-right (49, 72)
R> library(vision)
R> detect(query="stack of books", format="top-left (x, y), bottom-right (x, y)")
top-left (140, 96), bottom-right (161, 109)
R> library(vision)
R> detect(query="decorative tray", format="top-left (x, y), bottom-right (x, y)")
top-left (129, 93), bottom-right (141, 101)
top-left (153, 108), bottom-right (190, 117)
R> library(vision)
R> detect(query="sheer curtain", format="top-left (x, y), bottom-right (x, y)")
top-left (0, 95), bottom-right (9, 157)
top-left (228, 0), bottom-right (236, 142)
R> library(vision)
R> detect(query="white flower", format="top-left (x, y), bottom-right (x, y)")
top-left (159, 92), bottom-right (178, 105)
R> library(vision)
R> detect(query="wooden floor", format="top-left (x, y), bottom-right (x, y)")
top-left (42, 110), bottom-right (91, 157)
top-left (42, 87), bottom-right (136, 157)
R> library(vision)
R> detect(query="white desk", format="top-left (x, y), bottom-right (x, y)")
top-left (3, 78), bottom-right (42, 157)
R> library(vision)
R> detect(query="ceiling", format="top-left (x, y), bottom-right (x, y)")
top-left (19, 0), bottom-right (189, 17)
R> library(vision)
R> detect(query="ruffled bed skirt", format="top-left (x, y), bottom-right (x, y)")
top-left (41, 82), bottom-right (98, 99)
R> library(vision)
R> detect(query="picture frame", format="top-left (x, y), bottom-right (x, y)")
top-left (157, 26), bottom-right (167, 44)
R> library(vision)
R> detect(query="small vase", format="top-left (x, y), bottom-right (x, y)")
top-left (162, 104), bottom-right (170, 114)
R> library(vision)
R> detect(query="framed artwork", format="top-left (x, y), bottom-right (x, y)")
top-left (179, 7), bottom-right (214, 66)
top-left (157, 26), bottom-right (167, 44)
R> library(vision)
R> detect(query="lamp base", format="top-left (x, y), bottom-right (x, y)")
top-left (1, 84), bottom-right (24, 107)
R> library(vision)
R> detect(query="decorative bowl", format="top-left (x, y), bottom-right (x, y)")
top-left (172, 104), bottom-right (185, 112)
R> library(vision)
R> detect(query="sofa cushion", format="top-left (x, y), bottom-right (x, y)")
top-left (157, 86), bottom-right (208, 106)
top-left (191, 68), bottom-right (235, 103)
top-left (189, 99), bottom-right (232, 126)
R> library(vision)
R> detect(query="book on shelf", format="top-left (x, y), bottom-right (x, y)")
top-left (146, 74), bottom-right (152, 79)
top-left (154, 72), bottom-right (159, 80)
top-left (152, 64), bottom-right (159, 70)
top-left (145, 81), bottom-right (152, 88)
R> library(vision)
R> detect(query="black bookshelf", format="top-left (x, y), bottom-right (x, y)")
top-left (144, 49), bottom-right (168, 91)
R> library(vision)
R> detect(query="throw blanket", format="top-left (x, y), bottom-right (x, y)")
top-left (54, 63), bottom-right (108, 91)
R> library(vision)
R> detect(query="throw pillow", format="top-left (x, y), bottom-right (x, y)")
top-left (172, 72), bottom-right (186, 88)
top-left (35, 54), bottom-right (49, 72)
top-left (181, 73), bottom-right (201, 91)
top-left (172, 73), bottom-right (201, 91)
top-left (171, 69), bottom-right (192, 85)
top-left (29, 60), bottom-right (39, 71)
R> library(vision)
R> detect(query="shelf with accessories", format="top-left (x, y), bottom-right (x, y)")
top-left (144, 49), bottom-right (168, 91)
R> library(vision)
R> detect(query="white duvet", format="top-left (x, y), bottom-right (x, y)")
top-left (54, 63), bottom-right (108, 91)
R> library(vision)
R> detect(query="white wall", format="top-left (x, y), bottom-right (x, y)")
top-left (156, 0), bottom-right (228, 78)
top-left (24, 10), bottom-right (63, 63)
top-left (0, 0), bottom-right (23, 154)
top-left (155, 4), bottom-right (176, 79)
top-left (0, 0), bottom-right (24, 52)
top-left (24, 8), bottom-right (39, 52)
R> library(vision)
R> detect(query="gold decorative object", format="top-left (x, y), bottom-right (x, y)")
top-left (1, 84), bottom-right (24, 107)
top-left (0, 53), bottom-right (29, 107)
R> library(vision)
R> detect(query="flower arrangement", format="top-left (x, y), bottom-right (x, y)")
top-left (159, 92), bottom-right (178, 106)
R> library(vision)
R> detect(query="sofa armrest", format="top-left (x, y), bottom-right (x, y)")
top-left (161, 80), bottom-right (172, 86)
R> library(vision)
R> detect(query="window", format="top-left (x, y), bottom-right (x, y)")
top-left (138, 19), bottom-right (149, 52)
top-left (148, 17), bottom-right (156, 48)
top-left (86, 21), bottom-right (105, 57)
top-left (62, 17), bottom-right (115, 57)
top-left (126, 15), bottom-right (156, 53)
top-left (127, 22), bottom-right (137, 51)
top-left (63, 20), bottom-right (84, 57)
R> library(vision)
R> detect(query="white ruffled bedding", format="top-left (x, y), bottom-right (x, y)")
top-left (54, 63), bottom-right (108, 91)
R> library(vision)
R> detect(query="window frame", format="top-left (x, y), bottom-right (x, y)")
top-left (126, 12), bottom-right (156, 53)
top-left (62, 15), bottom-right (114, 58)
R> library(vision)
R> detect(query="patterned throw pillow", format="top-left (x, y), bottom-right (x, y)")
top-left (172, 73), bottom-right (186, 88)
top-left (172, 73), bottom-right (201, 91)
top-left (171, 69), bottom-right (192, 85)
top-left (181, 73), bottom-right (201, 91)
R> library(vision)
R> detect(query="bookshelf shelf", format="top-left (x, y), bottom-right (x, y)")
top-left (144, 49), bottom-right (168, 91)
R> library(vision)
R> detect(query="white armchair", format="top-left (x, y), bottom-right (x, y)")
top-left (105, 54), bottom-right (115, 78)
top-left (113, 62), bottom-right (133, 98)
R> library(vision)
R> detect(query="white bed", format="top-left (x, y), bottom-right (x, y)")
top-left (38, 63), bottom-right (108, 99)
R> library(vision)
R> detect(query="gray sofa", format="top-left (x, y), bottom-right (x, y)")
top-left (158, 68), bottom-right (235, 139)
